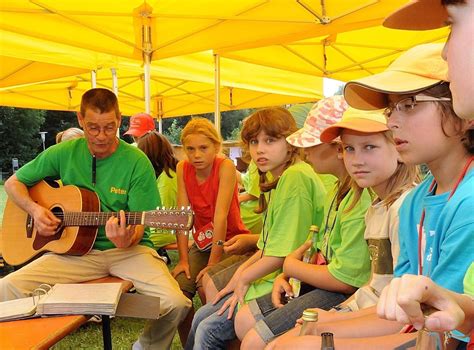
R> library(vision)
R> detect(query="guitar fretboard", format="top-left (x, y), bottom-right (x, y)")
top-left (62, 212), bottom-right (144, 226)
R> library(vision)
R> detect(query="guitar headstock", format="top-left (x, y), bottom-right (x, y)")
top-left (144, 207), bottom-right (193, 232)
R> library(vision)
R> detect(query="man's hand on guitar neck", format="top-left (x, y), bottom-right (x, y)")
top-left (106, 210), bottom-right (144, 248)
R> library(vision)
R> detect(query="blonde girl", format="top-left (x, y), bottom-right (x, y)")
top-left (184, 107), bottom-right (326, 349)
top-left (172, 118), bottom-right (249, 344)
top-left (268, 111), bottom-right (420, 350)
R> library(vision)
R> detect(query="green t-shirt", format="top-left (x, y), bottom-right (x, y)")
top-left (16, 138), bottom-right (161, 250)
top-left (464, 262), bottom-right (474, 296)
top-left (240, 160), bottom-right (265, 234)
top-left (157, 169), bottom-right (177, 208)
top-left (245, 161), bottom-right (326, 302)
top-left (318, 184), bottom-right (372, 288)
top-left (317, 173), bottom-right (338, 193)
top-left (150, 169), bottom-right (178, 248)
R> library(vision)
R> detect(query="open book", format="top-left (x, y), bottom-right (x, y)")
top-left (0, 283), bottom-right (122, 321)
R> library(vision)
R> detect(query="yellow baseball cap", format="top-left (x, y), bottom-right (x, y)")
top-left (383, 0), bottom-right (449, 30)
top-left (320, 108), bottom-right (388, 143)
top-left (344, 43), bottom-right (448, 110)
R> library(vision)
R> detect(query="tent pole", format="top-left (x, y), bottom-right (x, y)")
top-left (157, 97), bottom-right (163, 133)
top-left (214, 53), bottom-right (221, 134)
top-left (144, 54), bottom-right (151, 114)
top-left (91, 70), bottom-right (97, 88)
top-left (111, 68), bottom-right (118, 96)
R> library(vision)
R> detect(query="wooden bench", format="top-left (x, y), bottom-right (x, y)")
top-left (0, 276), bottom-right (133, 350)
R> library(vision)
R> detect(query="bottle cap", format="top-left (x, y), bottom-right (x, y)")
top-left (302, 309), bottom-right (318, 322)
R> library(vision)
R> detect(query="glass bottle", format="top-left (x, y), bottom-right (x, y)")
top-left (288, 225), bottom-right (320, 299)
top-left (415, 325), bottom-right (446, 350)
top-left (321, 332), bottom-right (335, 350)
top-left (299, 308), bottom-right (318, 336)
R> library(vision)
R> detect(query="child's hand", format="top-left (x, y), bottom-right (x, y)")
top-left (223, 234), bottom-right (258, 255)
top-left (196, 264), bottom-right (214, 283)
top-left (271, 273), bottom-right (292, 308)
top-left (171, 261), bottom-right (191, 279)
top-left (287, 241), bottom-right (312, 261)
top-left (217, 293), bottom-right (239, 319)
top-left (377, 275), bottom-right (465, 331)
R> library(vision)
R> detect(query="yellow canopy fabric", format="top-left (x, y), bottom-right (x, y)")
top-left (0, 1), bottom-right (410, 60)
top-left (0, 62), bottom-right (321, 117)
top-left (218, 25), bottom-right (449, 82)
top-left (0, 1), bottom-right (447, 117)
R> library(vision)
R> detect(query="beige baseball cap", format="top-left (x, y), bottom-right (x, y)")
top-left (344, 43), bottom-right (448, 110)
top-left (320, 108), bottom-right (388, 143)
top-left (383, 0), bottom-right (449, 30)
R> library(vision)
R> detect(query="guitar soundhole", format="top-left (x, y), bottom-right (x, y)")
top-left (32, 206), bottom-right (65, 250)
top-left (51, 206), bottom-right (64, 224)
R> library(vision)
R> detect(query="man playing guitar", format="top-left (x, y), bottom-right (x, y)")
top-left (1, 88), bottom-right (191, 350)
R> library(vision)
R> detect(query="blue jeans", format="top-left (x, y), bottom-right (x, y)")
top-left (249, 287), bottom-right (348, 343)
top-left (185, 293), bottom-right (237, 350)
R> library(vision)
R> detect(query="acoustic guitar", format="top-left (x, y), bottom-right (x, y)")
top-left (1, 180), bottom-right (193, 266)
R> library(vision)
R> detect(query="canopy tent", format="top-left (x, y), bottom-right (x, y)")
top-left (218, 25), bottom-right (449, 81)
top-left (0, 58), bottom-right (322, 117)
top-left (0, 0), bottom-right (447, 126)
top-left (0, 0), bottom-right (411, 61)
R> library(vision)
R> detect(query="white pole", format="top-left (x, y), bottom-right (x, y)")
top-left (111, 68), bottom-right (118, 96)
top-left (91, 70), bottom-right (97, 88)
top-left (144, 55), bottom-right (151, 114)
top-left (157, 98), bottom-right (163, 133)
top-left (214, 53), bottom-right (221, 134)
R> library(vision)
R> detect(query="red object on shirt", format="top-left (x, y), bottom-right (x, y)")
top-left (184, 157), bottom-right (249, 240)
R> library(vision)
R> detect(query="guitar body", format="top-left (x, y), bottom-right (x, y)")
top-left (2, 181), bottom-right (100, 266)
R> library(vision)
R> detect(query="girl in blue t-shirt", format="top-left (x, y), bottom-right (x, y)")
top-left (184, 107), bottom-right (326, 350)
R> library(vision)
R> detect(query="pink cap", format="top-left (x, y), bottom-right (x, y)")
top-left (286, 95), bottom-right (349, 147)
top-left (124, 113), bottom-right (155, 137)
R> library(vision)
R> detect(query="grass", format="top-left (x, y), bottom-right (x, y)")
top-left (0, 184), bottom-right (6, 224)
top-left (0, 185), bottom-right (196, 349)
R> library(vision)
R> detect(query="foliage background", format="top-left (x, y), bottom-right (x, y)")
top-left (0, 107), bottom-right (258, 178)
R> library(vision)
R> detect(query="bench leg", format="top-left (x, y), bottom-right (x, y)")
top-left (102, 315), bottom-right (112, 350)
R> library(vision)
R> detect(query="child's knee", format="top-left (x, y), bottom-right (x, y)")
top-left (235, 304), bottom-right (255, 340)
top-left (241, 328), bottom-right (265, 350)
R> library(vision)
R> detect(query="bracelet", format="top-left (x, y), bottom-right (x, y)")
top-left (332, 304), bottom-right (352, 313)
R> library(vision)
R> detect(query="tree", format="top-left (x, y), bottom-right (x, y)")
top-left (0, 107), bottom-right (45, 176)
top-left (163, 119), bottom-right (185, 144)
top-left (41, 110), bottom-right (79, 148)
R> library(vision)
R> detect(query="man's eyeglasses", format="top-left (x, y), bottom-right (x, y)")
top-left (85, 123), bottom-right (117, 136)
top-left (384, 95), bottom-right (451, 117)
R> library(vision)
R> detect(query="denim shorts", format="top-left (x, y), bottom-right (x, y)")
top-left (206, 255), bottom-right (249, 291)
top-left (248, 287), bottom-right (348, 343)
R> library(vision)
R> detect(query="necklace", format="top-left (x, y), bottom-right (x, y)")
top-left (417, 156), bottom-right (474, 275)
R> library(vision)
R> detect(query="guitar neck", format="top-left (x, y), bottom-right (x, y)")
top-left (63, 212), bottom-right (144, 227)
